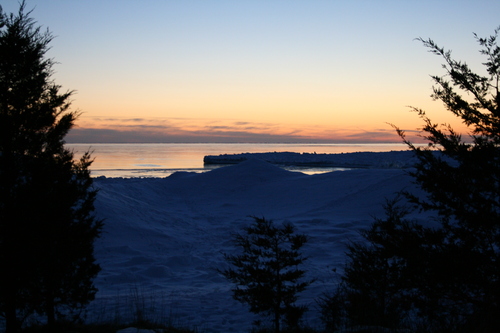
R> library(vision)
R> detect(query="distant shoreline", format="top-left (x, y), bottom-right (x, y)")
top-left (204, 150), bottom-right (417, 169)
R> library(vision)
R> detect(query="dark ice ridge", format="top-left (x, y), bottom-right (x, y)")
top-left (204, 150), bottom-right (419, 169)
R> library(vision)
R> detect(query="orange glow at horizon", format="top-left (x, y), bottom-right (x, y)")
top-left (69, 104), bottom-right (470, 144)
top-left (6, 1), bottom-right (492, 144)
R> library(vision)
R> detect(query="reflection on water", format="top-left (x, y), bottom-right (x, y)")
top-left (66, 143), bottom-right (408, 178)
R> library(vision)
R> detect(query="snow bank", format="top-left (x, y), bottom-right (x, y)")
top-left (203, 150), bottom-right (418, 169)
top-left (90, 156), bottom-right (426, 332)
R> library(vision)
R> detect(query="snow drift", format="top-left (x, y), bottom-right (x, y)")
top-left (91, 156), bottom-right (424, 332)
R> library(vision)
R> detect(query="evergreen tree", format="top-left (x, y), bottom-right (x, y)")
top-left (0, 3), bottom-right (103, 332)
top-left (396, 27), bottom-right (500, 328)
top-left (329, 27), bottom-right (500, 332)
top-left (220, 217), bottom-right (313, 333)
top-left (341, 199), bottom-right (452, 330)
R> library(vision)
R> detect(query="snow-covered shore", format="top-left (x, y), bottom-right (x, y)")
top-left (90, 153), bottom-right (425, 332)
top-left (204, 150), bottom-right (418, 169)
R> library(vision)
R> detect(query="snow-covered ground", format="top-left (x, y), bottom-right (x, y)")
top-left (90, 152), bottom-right (426, 332)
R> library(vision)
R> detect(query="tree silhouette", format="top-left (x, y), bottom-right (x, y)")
top-left (0, 3), bottom-right (102, 331)
top-left (332, 27), bottom-right (500, 332)
top-left (220, 216), bottom-right (313, 333)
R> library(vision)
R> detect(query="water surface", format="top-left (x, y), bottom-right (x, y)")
top-left (67, 143), bottom-right (409, 178)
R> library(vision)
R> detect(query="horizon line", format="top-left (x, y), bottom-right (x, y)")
top-left (65, 141), bottom-right (408, 145)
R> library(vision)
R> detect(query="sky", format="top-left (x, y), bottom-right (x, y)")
top-left (3, 0), bottom-right (500, 143)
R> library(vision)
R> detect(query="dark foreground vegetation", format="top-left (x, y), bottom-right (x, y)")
top-left (1, 1), bottom-right (499, 333)
top-left (220, 217), bottom-right (314, 333)
top-left (0, 2), bottom-right (102, 332)
top-left (318, 26), bottom-right (500, 333)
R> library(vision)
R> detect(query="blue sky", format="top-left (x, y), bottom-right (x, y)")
top-left (3, 0), bottom-right (499, 142)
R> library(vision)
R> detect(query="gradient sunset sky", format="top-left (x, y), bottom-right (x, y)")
top-left (3, 0), bottom-right (499, 143)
